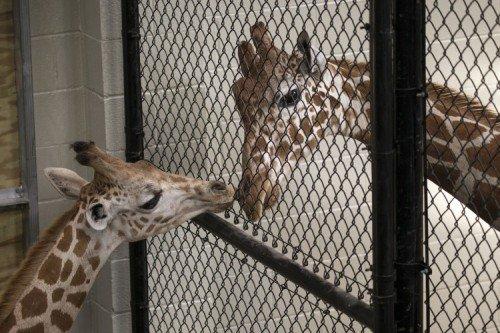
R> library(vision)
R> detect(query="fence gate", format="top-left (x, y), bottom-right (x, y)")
top-left (122, 0), bottom-right (498, 332)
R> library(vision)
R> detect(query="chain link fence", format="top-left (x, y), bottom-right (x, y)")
top-left (424, 1), bottom-right (499, 332)
top-left (139, 0), bottom-right (372, 331)
top-left (130, 0), bottom-right (499, 331)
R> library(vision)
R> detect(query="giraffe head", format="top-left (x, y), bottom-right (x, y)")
top-left (45, 141), bottom-right (234, 240)
top-left (232, 22), bottom-right (329, 220)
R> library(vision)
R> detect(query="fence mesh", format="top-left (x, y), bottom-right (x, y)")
top-left (424, 1), bottom-right (499, 332)
top-left (136, 0), bottom-right (499, 332)
top-left (139, 0), bottom-right (372, 331)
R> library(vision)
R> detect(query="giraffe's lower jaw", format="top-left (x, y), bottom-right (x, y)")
top-left (209, 201), bottom-right (234, 213)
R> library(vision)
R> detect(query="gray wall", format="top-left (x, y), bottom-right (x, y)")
top-left (29, 0), bottom-right (128, 331)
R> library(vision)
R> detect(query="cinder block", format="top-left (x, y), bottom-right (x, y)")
top-left (110, 259), bottom-right (131, 313)
top-left (37, 198), bottom-right (74, 231)
top-left (101, 39), bottom-right (123, 96)
top-left (84, 88), bottom-right (106, 147)
top-left (31, 33), bottom-right (82, 93)
top-left (80, 0), bottom-right (101, 39)
top-left (29, 0), bottom-right (80, 36)
top-left (71, 300), bottom-right (92, 333)
top-left (142, 86), bottom-right (209, 144)
top-left (427, 0), bottom-right (499, 41)
top-left (104, 96), bottom-right (125, 151)
top-left (90, 301), bottom-right (113, 333)
top-left (36, 146), bottom-right (61, 201)
top-left (99, 0), bottom-right (122, 40)
top-left (427, 35), bottom-right (499, 89)
top-left (91, 260), bottom-right (113, 310)
top-left (34, 88), bottom-right (85, 147)
top-left (112, 311), bottom-right (131, 332)
top-left (428, 281), bottom-right (498, 332)
top-left (141, 20), bottom-right (220, 91)
top-left (82, 35), bottom-right (104, 95)
top-left (111, 242), bottom-right (129, 260)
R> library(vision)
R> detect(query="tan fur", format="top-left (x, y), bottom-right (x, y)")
top-left (0, 205), bottom-right (79, 323)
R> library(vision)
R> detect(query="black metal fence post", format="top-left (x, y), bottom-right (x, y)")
top-left (122, 0), bottom-right (148, 332)
top-left (394, 0), bottom-right (426, 332)
top-left (370, 0), bottom-right (396, 332)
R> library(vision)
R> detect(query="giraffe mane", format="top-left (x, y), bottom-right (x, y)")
top-left (0, 204), bottom-right (79, 323)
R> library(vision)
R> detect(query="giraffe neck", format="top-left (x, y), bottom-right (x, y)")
top-left (0, 204), bottom-right (124, 332)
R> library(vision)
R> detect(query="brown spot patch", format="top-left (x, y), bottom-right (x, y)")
top-left (57, 226), bottom-right (73, 251)
top-left (20, 287), bottom-right (47, 319)
top-left (52, 288), bottom-right (65, 302)
top-left (426, 114), bottom-right (452, 141)
top-left (329, 96), bottom-right (340, 109)
top-left (0, 313), bottom-right (16, 332)
top-left (342, 82), bottom-right (356, 98)
top-left (427, 163), bottom-right (461, 191)
top-left (465, 140), bottom-right (499, 178)
top-left (70, 265), bottom-right (86, 286)
top-left (311, 93), bottom-right (323, 106)
top-left (67, 292), bottom-right (87, 308)
top-left (61, 260), bottom-right (73, 282)
top-left (51, 310), bottom-right (73, 332)
top-left (471, 181), bottom-right (500, 222)
top-left (94, 240), bottom-right (102, 251)
top-left (18, 323), bottom-right (44, 333)
top-left (73, 229), bottom-right (91, 257)
top-left (255, 136), bottom-right (267, 151)
top-left (427, 142), bottom-right (456, 163)
top-left (77, 214), bottom-right (85, 224)
top-left (345, 108), bottom-right (357, 123)
top-left (307, 138), bottom-right (318, 150)
top-left (89, 256), bottom-right (100, 270)
top-left (316, 110), bottom-right (329, 126)
top-left (38, 253), bottom-right (62, 285)
top-left (452, 121), bottom-right (485, 140)
top-left (300, 117), bottom-right (313, 136)
top-left (146, 224), bottom-right (155, 233)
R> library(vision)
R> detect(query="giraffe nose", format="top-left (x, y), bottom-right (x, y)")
top-left (209, 180), bottom-right (227, 193)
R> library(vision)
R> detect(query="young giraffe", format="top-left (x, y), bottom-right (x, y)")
top-left (0, 142), bottom-right (234, 332)
top-left (233, 22), bottom-right (499, 230)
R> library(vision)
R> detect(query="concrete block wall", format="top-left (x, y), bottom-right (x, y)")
top-left (30, 0), bottom-right (129, 332)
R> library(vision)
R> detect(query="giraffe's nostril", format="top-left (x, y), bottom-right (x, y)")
top-left (210, 181), bottom-right (227, 193)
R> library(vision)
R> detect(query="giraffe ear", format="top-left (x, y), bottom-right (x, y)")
top-left (44, 167), bottom-right (88, 200)
top-left (297, 31), bottom-right (327, 74)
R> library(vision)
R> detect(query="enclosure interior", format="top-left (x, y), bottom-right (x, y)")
top-left (137, 0), bottom-right (499, 332)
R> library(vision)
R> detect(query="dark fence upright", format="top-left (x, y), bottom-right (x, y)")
top-left (394, 0), bottom-right (426, 332)
top-left (370, 0), bottom-right (396, 332)
top-left (122, 0), bottom-right (148, 332)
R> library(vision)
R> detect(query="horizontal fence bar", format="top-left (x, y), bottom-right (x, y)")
top-left (193, 212), bottom-right (375, 329)
top-left (0, 187), bottom-right (29, 208)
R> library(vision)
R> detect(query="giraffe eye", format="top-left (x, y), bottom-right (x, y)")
top-left (278, 89), bottom-right (300, 108)
top-left (139, 192), bottom-right (162, 210)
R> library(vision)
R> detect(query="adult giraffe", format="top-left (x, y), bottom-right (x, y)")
top-left (0, 142), bottom-right (234, 332)
top-left (233, 22), bottom-right (499, 230)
